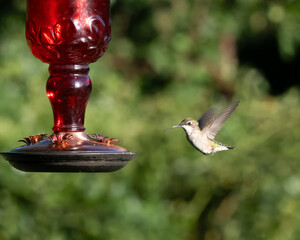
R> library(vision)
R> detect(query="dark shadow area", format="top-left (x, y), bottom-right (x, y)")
top-left (195, 187), bottom-right (233, 240)
top-left (138, 72), bottom-right (172, 95)
top-left (111, 0), bottom-right (158, 47)
top-left (0, 2), bottom-right (24, 33)
top-left (238, 32), bottom-right (300, 95)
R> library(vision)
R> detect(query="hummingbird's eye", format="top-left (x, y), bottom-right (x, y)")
top-left (187, 122), bottom-right (192, 125)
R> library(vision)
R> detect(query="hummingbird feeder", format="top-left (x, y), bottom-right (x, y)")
top-left (1, 0), bottom-right (136, 172)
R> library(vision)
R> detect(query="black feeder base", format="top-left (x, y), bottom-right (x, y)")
top-left (1, 152), bottom-right (136, 172)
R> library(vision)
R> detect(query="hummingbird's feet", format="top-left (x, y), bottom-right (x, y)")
top-left (90, 134), bottom-right (120, 145)
top-left (47, 133), bottom-right (74, 150)
top-left (18, 133), bottom-right (48, 146)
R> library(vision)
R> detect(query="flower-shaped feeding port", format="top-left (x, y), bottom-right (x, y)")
top-left (1, 0), bottom-right (136, 172)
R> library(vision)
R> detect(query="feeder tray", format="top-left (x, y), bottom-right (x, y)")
top-left (2, 132), bottom-right (136, 172)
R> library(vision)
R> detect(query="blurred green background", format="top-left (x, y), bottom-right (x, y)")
top-left (0, 0), bottom-right (300, 239)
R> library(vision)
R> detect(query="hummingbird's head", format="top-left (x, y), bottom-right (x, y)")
top-left (179, 118), bottom-right (199, 134)
top-left (164, 118), bottom-right (199, 134)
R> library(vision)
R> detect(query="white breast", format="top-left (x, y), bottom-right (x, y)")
top-left (182, 126), bottom-right (212, 154)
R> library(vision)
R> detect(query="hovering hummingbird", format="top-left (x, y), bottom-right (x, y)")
top-left (165, 101), bottom-right (240, 155)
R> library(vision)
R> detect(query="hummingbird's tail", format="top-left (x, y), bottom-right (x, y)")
top-left (227, 145), bottom-right (235, 150)
top-left (210, 139), bottom-right (235, 152)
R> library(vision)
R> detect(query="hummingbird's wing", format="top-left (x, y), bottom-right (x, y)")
top-left (205, 101), bottom-right (240, 140)
top-left (198, 107), bottom-right (217, 130)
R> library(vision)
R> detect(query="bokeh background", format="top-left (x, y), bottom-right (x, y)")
top-left (0, 0), bottom-right (300, 239)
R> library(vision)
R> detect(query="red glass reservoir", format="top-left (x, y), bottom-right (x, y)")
top-left (26, 0), bottom-right (111, 132)
top-left (26, 0), bottom-right (111, 64)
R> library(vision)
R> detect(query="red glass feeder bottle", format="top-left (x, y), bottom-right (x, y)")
top-left (1, 0), bottom-right (136, 172)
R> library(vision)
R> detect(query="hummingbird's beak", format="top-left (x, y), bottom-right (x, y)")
top-left (164, 125), bottom-right (181, 131)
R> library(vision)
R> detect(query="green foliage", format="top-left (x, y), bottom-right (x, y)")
top-left (0, 0), bottom-right (300, 239)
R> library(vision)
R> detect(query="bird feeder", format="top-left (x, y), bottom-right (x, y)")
top-left (1, 0), bottom-right (136, 172)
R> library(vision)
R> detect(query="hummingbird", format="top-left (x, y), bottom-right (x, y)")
top-left (165, 101), bottom-right (240, 155)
